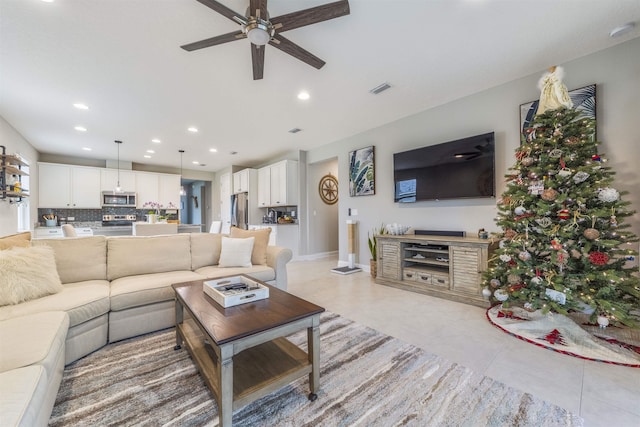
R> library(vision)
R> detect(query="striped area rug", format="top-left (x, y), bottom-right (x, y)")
top-left (49, 313), bottom-right (583, 426)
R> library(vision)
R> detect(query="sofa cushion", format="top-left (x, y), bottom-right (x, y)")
top-left (195, 265), bottom-right (275, 283)
top-left (218, 236), bottom-right (254, 268)
top-left (0, 280), bottom-right (110, 328)
top-left (0, 311), bottom-right (68, 372)
top-left (32, 235), bottom-right (107, 283)
top-left (190, 233), bottom-right (222, 269)
top-left (0, 246), bottom-right (63, 306)
top-left (0, 231), bottom-right (31, 250)
top-left (0, 365), bottom-right (46, 427)
top-left (230, 227), bottom-right (271, 265)
top-left (107, 234), bottom-right (192, 280)
top-left (110, 270), bottom-right (203, 311)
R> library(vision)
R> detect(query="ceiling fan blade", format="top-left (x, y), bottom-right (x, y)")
top-left (181, 30), bottom-right (245, 51)
top-left (269, 35), bottom-right (325, 69)
top-left (196, 0), bottom-right (246, 24)
top-left (251, 44), bottom-right (265, 80)
top-left (249, 0), bottom-right (267, 19)
top-left (271, 0), bottom-right (350, 32)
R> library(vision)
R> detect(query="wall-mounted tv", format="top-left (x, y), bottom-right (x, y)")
top-left (393, 132), bottom-right (495, 202)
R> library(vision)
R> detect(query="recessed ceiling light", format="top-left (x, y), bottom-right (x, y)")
top-left (41, 0), bottom-right (55, 3)
top-left (73, 103), bottom-right (89, 110)
top-left (82, 147), bottom-right (92, 151)
top-left (609, 22), bottom-right (635, 37)
top-left (297, 91), bottom-right (310, 100)
top-left (146, 149), bottom-right (155, 154)
top-left (74, 126), bottom-right (87, 132)
top-left (192, 160), bottom-right (199, 164)
top-left (151, 138), bottom-right (161, 143)
top-left (144, 155), bottom-right (151, 158)
top-left (288, 128), bottom-right (302, 134)
top-left (187, 127), bottom-right (198, 133)
top-left (209, 148), bottom-right (218, 153)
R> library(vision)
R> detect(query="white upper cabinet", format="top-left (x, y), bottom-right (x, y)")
top-left (158, 173), bottom-right (180, 208)
top-left (135, 172), bottom-right (159, 209)
top-left (38, 163), bottom-right (101, 208)
top-left (268, 160), bottom-right (298, 206)
top-left (233, 168), bottom-right (254, 194)
top-left (257, 166), bottom-right (271, 207)
top-left (256, 160), bottom-right (298, 207)
top-left (100, 169), bottom-right (136, 192)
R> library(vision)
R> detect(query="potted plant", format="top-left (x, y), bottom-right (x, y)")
top-left (368, 223), bottom-right (387, 278)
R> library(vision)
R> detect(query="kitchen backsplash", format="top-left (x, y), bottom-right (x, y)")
top-left (37, 207), bottom-right (169, 225)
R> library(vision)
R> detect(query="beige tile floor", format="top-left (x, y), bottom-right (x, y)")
top-left (286, 256), bottom-right (640, 427)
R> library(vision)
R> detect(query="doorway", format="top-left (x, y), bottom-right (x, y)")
top-left (180, 179), bottom-right (211, 231)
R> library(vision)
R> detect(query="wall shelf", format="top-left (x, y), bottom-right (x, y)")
top-left (1, 145), bottom-right (29, 202)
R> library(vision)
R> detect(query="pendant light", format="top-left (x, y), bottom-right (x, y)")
top-left (114, 140), bottom-right (123, 193)
top-left (179, 149), bottom-right (186, 196)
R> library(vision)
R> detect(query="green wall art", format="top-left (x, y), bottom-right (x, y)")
top-left (349, 146), bottom-right (375, 197)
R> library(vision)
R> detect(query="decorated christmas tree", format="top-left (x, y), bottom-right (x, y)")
top-left (483, 66), bottom-right (640, 327)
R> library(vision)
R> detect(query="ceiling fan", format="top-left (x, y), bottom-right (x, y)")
top-left (181, 0), bottom-right (350, 80)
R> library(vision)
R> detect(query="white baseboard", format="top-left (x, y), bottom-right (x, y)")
top-left (294, 250), bottom-right (339, 261)
top-left (336, 259), bottom-right (370, 273)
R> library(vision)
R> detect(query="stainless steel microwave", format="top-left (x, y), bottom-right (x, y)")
top-left (102, 191), bottom-right (137, 207)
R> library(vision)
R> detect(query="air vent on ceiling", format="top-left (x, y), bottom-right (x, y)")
top-left (288, 128), bottom-right (302, 134)
top-left (369, 82), bottom-right (391, 95)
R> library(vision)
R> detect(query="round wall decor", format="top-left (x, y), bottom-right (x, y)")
top-left (319, 174), bottom-right (338, 205)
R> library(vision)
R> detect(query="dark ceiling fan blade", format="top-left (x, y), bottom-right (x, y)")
top-left (270, 0), bottom-right (350, 32)
top-left (269, 35), bottom-right (325, 69)
top-left (181, 30), bottom-right (245, 51)
top-left (249, 0), bottom-right (268, 19)
top-left (196, 0), bottom-right (246, 23)
top-left (251, 44), bottom-right (265, 80)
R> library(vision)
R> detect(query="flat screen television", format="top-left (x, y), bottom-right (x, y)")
top-left (393, 132), bottom-right (495, 202)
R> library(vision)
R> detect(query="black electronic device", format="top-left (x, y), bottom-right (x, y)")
top-left (393, 132), bottom-right (495, 202)
top-left (414, 230), bottom-right (465, 238)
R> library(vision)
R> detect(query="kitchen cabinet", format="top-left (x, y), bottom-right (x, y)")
top-left (1, 145), bottom-right (29, 203)
top-left (38, 163), bottom-right (101, 208)
top-left (136, 172), bottom-right (180, 209)
top-left (257, 160), bottom-right (298, 207)
top-left (135, 172), bottom-right (159, 209)
top-left (257, 166), bottom-right (270, 207)
top-left (233, 168), bottom-right (254, 194)
top-left (158, 173), bottom-right (180, 208)
top-left (100, 169), bottom-right (136, 192)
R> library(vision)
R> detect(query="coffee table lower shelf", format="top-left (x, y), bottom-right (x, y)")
top-left (177, 317), bottom-right (312, 410)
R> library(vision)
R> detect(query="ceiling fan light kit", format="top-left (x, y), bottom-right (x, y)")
top-left (182, 0), bottom-right (350, 80)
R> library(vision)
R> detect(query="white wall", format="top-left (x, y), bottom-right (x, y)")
top-left (306, 37), bottom-right (640, 268)
top-left (0, 116), bottom-right (38, 237)
top-left (307, 158), bottom-right (339, 254)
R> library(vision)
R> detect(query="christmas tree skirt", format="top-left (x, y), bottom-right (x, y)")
top-left (487, 305), bottom-right (640, 367)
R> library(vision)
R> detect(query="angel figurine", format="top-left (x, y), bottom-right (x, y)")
top-left (536, 66), bottom-right (573, 115)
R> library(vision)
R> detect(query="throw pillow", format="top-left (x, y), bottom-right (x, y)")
top-left (0, 231), bottom-right (31, 250)
top-left (229, 227), bottom-right (271, 265)
top-left (218, 237), bottom-right (254, 268)
top-left (0, 245), bottom-right (64, 306)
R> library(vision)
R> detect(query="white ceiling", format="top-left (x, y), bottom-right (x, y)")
top-left (1, 0), bottom-right (638, 173)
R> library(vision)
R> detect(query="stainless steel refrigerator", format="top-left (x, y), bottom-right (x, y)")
top-left (230, 192), bottom-right (248, 230)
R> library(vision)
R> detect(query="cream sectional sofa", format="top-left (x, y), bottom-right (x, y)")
top-left (0, 231), bottom-right (292, 427)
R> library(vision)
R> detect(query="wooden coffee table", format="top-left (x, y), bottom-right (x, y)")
top-left (172, 277), bottom-right (325, 427)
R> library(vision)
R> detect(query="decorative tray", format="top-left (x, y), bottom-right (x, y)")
top-left (203, 276), bottom-right (269, 308)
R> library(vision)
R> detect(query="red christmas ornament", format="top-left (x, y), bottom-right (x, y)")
top-left (592, 154), bottom-right (602, 162)
top-left (589, 251), bottom-right (610, 266)
top-left (557, 209), bottom-right (570, 220)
